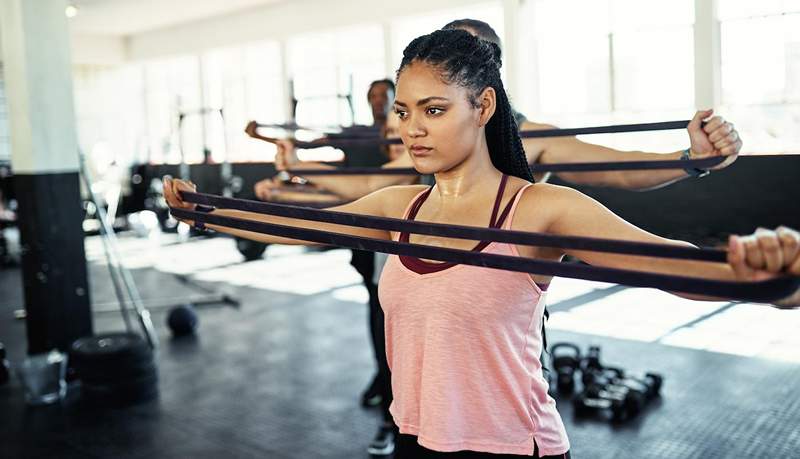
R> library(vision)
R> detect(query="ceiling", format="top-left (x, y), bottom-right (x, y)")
top-left (69, 0), bottom-right (285, 36)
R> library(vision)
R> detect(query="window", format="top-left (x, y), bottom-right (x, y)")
top-left (143, 56), bottom-right (203, 165)
top-left (72, 63), bottom-right (147, 170)
top-left (719, 0), bottom-right (800, 154)
top-left (520, 0), bottom-right (694, 152)
top-left (286, 25), bottom-right (386, 161)
top-left (202, 41), bottom-right (284, 162)
top-left (138, 39), bottom-right (284, 166)
top-left (288, 24), bottom-right (386, 128)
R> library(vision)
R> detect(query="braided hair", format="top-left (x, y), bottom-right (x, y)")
top-left (396, 28), bottom-right (533, 182)
top-left (442, 18), bottom-right (503, 57)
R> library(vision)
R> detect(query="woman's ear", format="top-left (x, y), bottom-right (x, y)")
top-left (477, 87), bottom-right (496, 127)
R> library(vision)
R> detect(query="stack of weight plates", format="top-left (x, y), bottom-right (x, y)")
top-left (70, 332), bottom-right (158, 406)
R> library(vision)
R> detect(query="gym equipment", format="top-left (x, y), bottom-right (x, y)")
top-left (574, 360), bottom-right (662, 422)
top-left (70, 332), bottom-right (158, 406)
top-left (179, 108), bottom-right (271, 261)
top-left (167, 304), bottom-right (199, 337)
top-left (580, 345), bottom-right (605, 387)
top-left (550, 342), bottom-right (581, 394)
top-left (236, 238), bottom-right (268, 261)
top-left (79, 152), bottom-right (158, 349)
top-left (573, 379), bottom-right (645, 422)
top-left (581, 365), bottom-right (626, 388)
top-left (613, 372), bottom-right (664, 402)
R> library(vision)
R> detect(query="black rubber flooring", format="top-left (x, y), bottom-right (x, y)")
top-left (1, 236), bottom-right (799, 459)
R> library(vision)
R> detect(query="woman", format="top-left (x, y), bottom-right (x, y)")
top-left (165, 30), bottom-right (800, 458)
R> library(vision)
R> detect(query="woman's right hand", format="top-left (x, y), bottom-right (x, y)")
top-left (274, 139), bottom-right (299, 171)
top-left (728, 226), bottom-right (800, 308)
top-left (163, 177), bottom-right (197, 213)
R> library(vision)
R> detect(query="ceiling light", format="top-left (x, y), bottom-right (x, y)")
top-left (65, 4), bottom-right (79, 18)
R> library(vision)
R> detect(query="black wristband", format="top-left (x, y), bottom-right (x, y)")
top-left (681, 148), bottom-right (710, 178)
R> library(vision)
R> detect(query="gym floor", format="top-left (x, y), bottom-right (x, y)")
top-left (1, 233), bottom-right (800, 459)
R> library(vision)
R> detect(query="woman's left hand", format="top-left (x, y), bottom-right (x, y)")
top-left (728, 226), bottom-right (800, 308)
top-left (687, 109), bottom-right (742, 170)
top-left (163, 177), bottom-right (198, 225)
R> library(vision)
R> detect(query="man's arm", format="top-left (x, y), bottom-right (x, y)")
top-left (253, 137), bottom-right (417, 201)
top-left (283, 153), bottom-right (416, 200)
top-left (523, 110), bottom-right (741, 190)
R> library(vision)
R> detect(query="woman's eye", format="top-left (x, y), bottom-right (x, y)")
top-left (394, 109), bottom-right (408, 119)
top-left (426, 107), bottom-right (444, 116)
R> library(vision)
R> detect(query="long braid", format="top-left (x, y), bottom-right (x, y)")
top-left (486, 74), bottom-right (533, 182)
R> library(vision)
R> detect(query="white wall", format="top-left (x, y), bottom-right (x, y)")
top-left (71, 34), bottom-right (127, 66)
top-left (126, 0), bottom-right (491, 61)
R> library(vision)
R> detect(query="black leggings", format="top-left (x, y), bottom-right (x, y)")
top-left (351, 250), bottom-right (393, 423)
top-left (366, 282), bottom-right (393, 422)
top-left (395, 434), bottom-right (571, 459)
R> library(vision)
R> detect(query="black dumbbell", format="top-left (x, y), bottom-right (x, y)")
top-left (614, 372), bottom-right (663, 401)
top-left (549, 342), bottom-right (581, 395)
top-left (575, 381), bottom-right (645, 422)
top-left (574, 384), bottom-right (626, 421)
top-left (582, 365), bottom-right (625, 388)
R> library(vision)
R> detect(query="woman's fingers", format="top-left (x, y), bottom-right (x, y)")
top-left (741, 234), bottom-right (765, 271)
top-left (755, 228), bottom-right (783, 273)
top-left (728, 235), bottom-right (755, 279)
top-left (776, 226), bottom-right (800, 276)
top-left (732, 227), bottom-right (800, 278)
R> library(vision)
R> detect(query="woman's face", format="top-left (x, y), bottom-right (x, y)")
top-left (383, 111), bottom-right (406, 160)
top-left (394, 62), bottom-right (485, 175)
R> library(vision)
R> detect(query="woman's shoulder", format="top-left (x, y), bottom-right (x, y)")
top-left (519, 181), bottom-right (587, 205)
top-left (379, 184), bottom-right (431, 196)
top-left (512, 182), bottom-right (588, 229)
top-left (372, 184), bottom-right (431, 217)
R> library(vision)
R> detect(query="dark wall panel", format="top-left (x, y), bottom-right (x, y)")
top-left (551, 155), bottom-right (800, 244)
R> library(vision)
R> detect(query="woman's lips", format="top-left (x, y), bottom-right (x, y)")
top-left (409, 145), bottom-right (433, 156)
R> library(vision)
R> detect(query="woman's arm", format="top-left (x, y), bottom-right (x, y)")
top-left (166, 177), bottom-right (425, 246)
top-left (517, 184), bottom-right (800, 306)
top-left (523, 110), bottom-right (741, 190)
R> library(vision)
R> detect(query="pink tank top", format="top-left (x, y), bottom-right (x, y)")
top-left (378, 178), bottom-right (570, 456)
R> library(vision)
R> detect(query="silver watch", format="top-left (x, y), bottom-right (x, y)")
top-left (681, 148), bottom-right (710, 178)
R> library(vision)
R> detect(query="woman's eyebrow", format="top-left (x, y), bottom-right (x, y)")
top-left (394, 96), bottom-right (450, 108)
